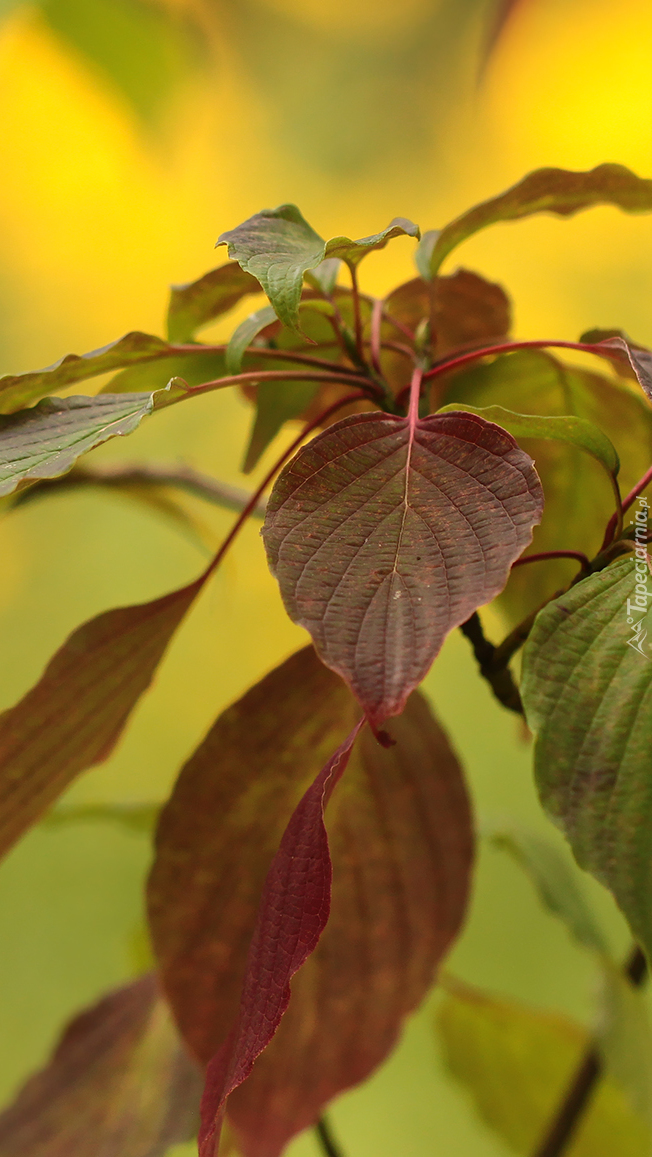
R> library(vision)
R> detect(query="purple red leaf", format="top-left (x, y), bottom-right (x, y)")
top-left (263, 410), bottom-right (543, 728)
top-left (197, 719), bottom-right (363, 1157)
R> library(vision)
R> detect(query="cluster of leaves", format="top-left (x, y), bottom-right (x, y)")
top-left (2, 162), bottom-right (652, 1157)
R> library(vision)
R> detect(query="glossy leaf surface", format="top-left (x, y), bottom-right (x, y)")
top-left (0, 573), bottom-right (205, 859)
top-left (426, 164), bottom-right (652, 277)
top-left (521, 558), bottom-right (652, 960)
top-left (167, 263), bottom-right (262, 343)
top-left (263, 410), bottom-right (543, 727)
top-left (0, 392), bottom-right (157, 497)
top-left (148, 647), bottom-right (472, 1156)
top-left (437, 978), bottom-right (650, 1156)
top-left (0, 973), bottom-right (202, 1157)
top-left (0, 332), bottom-right (177, 414)
top-left (217, 206), bottom-right (418, 331)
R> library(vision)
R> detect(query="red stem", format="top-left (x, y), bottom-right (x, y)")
top-left (370, 298), bottom-right (383, 376)
top-left (348, 265), bottom-right (365, 363)
top-left (602, 462), bottom-right (652, 548)
top-left (202, 391), bottom-right (368, 580)
top-left (422, 338), bottom-right (629, 384)
top-left (511, 550), bottom-right (591, 571)
top-left (382, 309), bottom-right (415, 344)
top-left (170, 343), bottom-right (363, 377)
top-left (408, 366), bottom-right (423, 427)
top-left (184, 368), bottom-right (379, 400)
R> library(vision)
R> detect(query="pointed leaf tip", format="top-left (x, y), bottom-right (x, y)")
top-left (0, 573), bottom-right (205, 859)
top-left (263, 409), bottom-right (543, 727)
top-left (198, 719), bottom-right (363, 1157)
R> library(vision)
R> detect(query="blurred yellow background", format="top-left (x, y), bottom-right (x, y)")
top-left (0, 0), bottom-right (650, 1153)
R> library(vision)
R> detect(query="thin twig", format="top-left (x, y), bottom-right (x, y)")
top-left (184, 368), bottom-right (379, 400)
top-left (10, 463), bottom-right (269, 518)
top-left (533, 945), bottom-right (647, 1157)
top-left (315, 1116), bottom-right (345, 1157)
top-left (512, 550), bottom-right (591, 572)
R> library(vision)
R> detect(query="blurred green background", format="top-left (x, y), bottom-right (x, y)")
top-left (0, 0), bottom-right (651, 1153)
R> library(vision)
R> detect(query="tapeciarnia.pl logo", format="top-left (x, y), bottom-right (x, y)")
top-left (626, 497), bottom-right (651, 658)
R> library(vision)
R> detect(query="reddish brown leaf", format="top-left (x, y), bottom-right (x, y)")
top-left (147, 646), bottom-right (472, 1157)
top-left (198, 720), bottom-right (362, 1157)
top-left (0, 973), bottom-right (202, 1157)
top-left (262, 411), bottom-right (543, 728)
top-left (227, 691), bottom-right (473, 1157)
top-left (148, 646), bottom-right (360, 1064)
top-left (0, 574), bottom-right (205, 859)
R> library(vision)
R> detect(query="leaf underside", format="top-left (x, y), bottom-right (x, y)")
top-left (0, 393), bottom-right (155, 497)
top-left (263, 410), bottom-right (543, 728)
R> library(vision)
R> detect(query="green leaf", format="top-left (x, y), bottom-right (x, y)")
top-left (0, 332), bottom-right (179, 414)
top-left (242, 379), bottom-right (319, 474)
top-left (217, 206), bottom-right (418, 332)
top-left (217, 205), bottom-right (325, 333)
top-left (41, 0), bottom-right (202, 125)
top-left (426, 164), bottom-right (652, 277)
top-left (225, 305), bottom-right (278, 375)
top-left (521, 558), bottom-right (652, 962)
top-left (436, 977), bottom-right (650, 1156)
top-left (303, 257), bottom-right (340, 296)
top-left (0, 392), bottom-right (160, 497)
top-left (414, 229), bottom-right (440, 281)
top-left (437, 403), bottom-right (620, 480)
top-left (324, 216), bottom-right (420, 267)
top-left (488, 827), bottom-right (609, 955)
top-left (103, 351), bottom-right (226, 394)
top-left (0, 973), bottom-right (202, 1157)
top-left (0, 573), bottom-right (205, 860)
top-left (167, 263), bottom-right (262, 344)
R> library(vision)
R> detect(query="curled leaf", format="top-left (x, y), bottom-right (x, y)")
top-left (226, 306), bottom-right (279, 375)
top-left (426, 164), bottom-right (652, 277)
top-left (217, 206), bottom-right (418, 332)
top-left (197, 720), bottom-right (363, 1157)
top-left (263, 409), bottom-right (543, 728)
top-left (0, 333), bottom-right (177, 415)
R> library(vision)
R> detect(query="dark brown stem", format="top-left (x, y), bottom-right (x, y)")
top-left (459, 613), bottom-right (523, 714)
top-left (315, 1117), bottom-right (345, 1157)
top-left (533, 945), bottom-right (647, 1157)
top-left (10, 463), bottom-right (269, 518)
